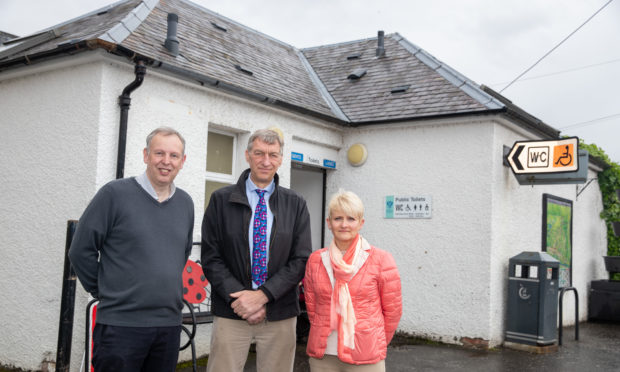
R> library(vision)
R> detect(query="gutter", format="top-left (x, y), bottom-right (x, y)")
top-left (0, 39), bottom-right (130, 72)
top-left (152, 61), bottom-right (350, 126)
top-left (480, 85), bottom-right (560, 139)
top-left (349, 108), bottom-right (504, 127)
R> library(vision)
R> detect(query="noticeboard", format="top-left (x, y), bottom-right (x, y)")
top-left (542, 194), bottom-right (573, 288)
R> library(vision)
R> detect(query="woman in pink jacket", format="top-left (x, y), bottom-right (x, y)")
top-left (304, 190), bottom-right (402, 371)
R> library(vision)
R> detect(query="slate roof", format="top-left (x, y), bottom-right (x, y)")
top-left (302, 34), bottom-right (502, 123)
top-left (0, 1), bottom-right (139, 57)
top-left (0, 0), bottom-right (559, 137)
top-left (120, 0), bottom-right (336, 118)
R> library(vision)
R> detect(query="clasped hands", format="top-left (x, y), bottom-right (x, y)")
top-left (230, 289), bottom-right (268, 325)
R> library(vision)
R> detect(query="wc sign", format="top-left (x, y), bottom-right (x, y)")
top-left (507, 137), bottom-right (579, 174)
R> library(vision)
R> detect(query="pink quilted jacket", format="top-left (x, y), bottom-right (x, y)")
top-left (304, 243), bottom-right (402, 365)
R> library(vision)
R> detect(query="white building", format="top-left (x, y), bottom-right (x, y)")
top-left (0, 0), bottom-right (608, 370)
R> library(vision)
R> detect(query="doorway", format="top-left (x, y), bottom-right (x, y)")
top-left (290, 163), bottom-right (326, 252)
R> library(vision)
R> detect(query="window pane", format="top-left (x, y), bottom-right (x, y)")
top-left (207, 132), bottom-right (233, 174)
top-left (205, 180), bottom-right (229, 210)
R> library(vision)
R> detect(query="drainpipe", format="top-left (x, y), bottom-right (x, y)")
top-left (116, 60), bottom-right (146, 179)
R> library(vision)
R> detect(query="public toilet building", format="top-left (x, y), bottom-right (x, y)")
top-left (0, 0), bottom-right (608, 370)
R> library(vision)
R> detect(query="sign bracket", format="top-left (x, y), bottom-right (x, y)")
top-left (576, 178), bottom-right (598, 200)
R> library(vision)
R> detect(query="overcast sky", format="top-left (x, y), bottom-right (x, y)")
top-left (1, 0), bottom-right (619, 163)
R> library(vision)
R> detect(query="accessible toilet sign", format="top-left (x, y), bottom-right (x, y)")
top-left (507, 137), bottom-right (579, 174)
top-left (385, 195), bottom-right (432, 219)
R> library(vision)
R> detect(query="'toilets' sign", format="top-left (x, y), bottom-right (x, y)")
top-left (385, 195), bottom-right (432, 219)
top-left (291, 152), bottom-right (336, 169)
top-left (507, 137), bottom-right (579, 174)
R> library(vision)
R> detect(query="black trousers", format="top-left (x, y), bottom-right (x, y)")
top-left (92, 323), bottom-right (181, 372)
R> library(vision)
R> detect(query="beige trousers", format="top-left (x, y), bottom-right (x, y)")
top-left (309, 355), bottom-right (386, 372)
top-left (206, 315), bottom-right (297, 372)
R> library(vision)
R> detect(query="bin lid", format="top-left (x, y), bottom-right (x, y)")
top-left (509, 251), bottom-right (559, 265)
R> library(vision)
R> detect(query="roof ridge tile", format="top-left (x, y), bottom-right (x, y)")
top-left (100, 0), bottom-right (159, 43)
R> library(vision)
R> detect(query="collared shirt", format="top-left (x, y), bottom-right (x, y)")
top-left (246, 176), bottom-right (275, 289)
top-left (135, 172), bottom-right (176, 202)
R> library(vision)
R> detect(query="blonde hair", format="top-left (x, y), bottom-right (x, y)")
top-left (328, 190), bottom-right (364, 220)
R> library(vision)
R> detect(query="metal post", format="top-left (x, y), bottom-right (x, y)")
top-left (558, 287), bottom-right (579, 346)
top-left (56, 220), bottom-right (78, 371)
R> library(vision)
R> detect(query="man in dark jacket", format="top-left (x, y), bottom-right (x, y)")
top-left (201, 128), bottom-right (311, 372)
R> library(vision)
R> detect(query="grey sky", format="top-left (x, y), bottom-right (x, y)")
top-left (1, 0), bottom-right (618, 163)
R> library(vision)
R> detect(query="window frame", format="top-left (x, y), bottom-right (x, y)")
top-left (205, 128), bottom-right (237, 184)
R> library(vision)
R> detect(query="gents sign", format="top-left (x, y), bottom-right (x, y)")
top-left (507, 137), bottom-right (579, 174)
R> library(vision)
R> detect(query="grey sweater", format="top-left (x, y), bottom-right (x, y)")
top-left (69, 178), bottom-right (194, 327)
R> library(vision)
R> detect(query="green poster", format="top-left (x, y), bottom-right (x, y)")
top-left (543, 194), bottom-right (573, 288)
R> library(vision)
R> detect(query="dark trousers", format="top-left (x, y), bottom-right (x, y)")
top-left (92, 323), bottom-right (181, 372)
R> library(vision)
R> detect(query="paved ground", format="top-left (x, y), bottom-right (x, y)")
top-left (177, 321), bottom-right (620, 371)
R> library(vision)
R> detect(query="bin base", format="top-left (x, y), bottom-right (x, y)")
top-left (504, 341), bottom-right (558, 354)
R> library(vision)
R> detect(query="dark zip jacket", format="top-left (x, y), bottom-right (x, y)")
top-left (201, 169), bottom-right (312, 321)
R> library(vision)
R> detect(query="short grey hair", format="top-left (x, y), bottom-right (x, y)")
top-left (247, 129), bottom-right (284, 155)
top-left (146, 127), bottom-right (186, 155)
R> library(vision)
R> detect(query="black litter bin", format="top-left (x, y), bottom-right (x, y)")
top-left (505, 251), bottom-right (559, 346)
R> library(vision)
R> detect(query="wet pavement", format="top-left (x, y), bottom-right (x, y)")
top-left (177, 321), bottom-right (620, 371)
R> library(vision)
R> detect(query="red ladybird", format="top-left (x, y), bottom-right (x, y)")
top-left (182, 260), bottom-right (209, 304)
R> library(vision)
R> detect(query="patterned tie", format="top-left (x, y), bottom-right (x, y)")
top-left (252, 189), bottom-right (268, 286)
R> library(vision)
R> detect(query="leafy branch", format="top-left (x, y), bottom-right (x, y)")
top-left (580, 141), bottom-right (620, 278)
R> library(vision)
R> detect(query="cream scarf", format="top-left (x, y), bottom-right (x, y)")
top-left (329, 234), bottom-right (362, 350)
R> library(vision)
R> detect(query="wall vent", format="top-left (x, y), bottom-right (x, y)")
top-left (235, 64), bottom-right (253, 76)
top-left (391, 85), bottom-right (410, 94)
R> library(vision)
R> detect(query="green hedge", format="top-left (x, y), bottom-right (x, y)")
top-left (580, 142), bottom-right (620, 278)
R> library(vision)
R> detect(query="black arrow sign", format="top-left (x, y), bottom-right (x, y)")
top-left (512, 145), bottom-right (524, 170)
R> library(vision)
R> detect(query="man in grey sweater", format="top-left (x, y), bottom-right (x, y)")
top-left (69, 127), bottom-right (194, 372)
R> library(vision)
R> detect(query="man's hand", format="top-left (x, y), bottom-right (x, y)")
top-left (246, 306), bottom-right (266, 325)
top-left (230, 290), bottom-right (269, 320)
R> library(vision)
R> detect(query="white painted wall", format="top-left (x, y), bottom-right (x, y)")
top-left (117, 60), bottom-right (342, 364)
top-left (0, 54), bottom-right (105, 371)
top-left (489, 119), bottom-right (607, 344)
top-left (329, 119), bottom-right (496, 344)
top-left (0, 50), bottom-right (343, 370)
top-left (328, 117), bottom-right (608, 347)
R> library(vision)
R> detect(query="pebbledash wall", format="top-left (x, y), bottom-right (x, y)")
top-left (0, 51), bottom-right (342, 371)
top-left (0, 50), bottom-right (607, 370)
top-left (327, 117), bottom-right (607, 346)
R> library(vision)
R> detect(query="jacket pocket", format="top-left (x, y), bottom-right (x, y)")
top-left (350, 327), bottom-right (384, 362)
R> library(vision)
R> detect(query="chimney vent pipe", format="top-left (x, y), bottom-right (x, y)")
top-left (376, 30), bottom-right (385, 58)
top-left (164, 13), bottom-right (179, 56)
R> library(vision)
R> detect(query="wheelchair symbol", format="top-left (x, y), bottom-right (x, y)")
top-left (555, 145), bottom-right (572, 166)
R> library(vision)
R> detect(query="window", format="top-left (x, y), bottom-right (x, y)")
top-left (205, 130), bottom-right (236, 209)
